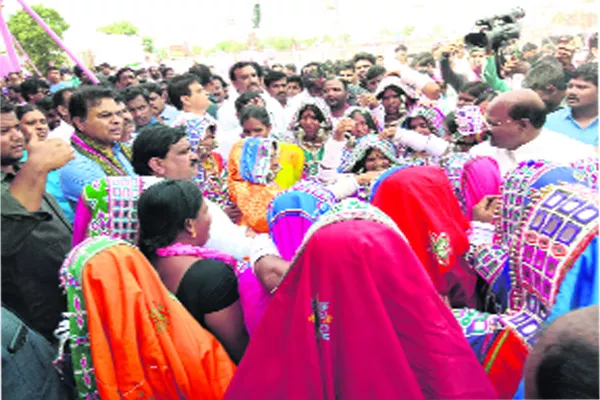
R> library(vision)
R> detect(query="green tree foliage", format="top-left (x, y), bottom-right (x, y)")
top-left (97, 21), bottom-right (139, 36)
top-left (7, 5), bottom-right (70, 71)
top-left (142, 36), bottom-right (155, 54)
top-left (401, 25), bottom-right (416, 37)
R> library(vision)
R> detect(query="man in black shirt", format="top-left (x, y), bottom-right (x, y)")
top-left (1, 101), bottom-right (74, 343)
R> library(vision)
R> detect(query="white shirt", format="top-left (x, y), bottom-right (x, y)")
top-left (469, 128), bottom-right (597, 177)
top-left (205, 199), bottom-right (252, 261)
top-left (48, 120), bottom-right (74, 143)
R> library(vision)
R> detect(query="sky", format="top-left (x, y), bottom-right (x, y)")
top-left (2, 0), bottom-right (596, 49)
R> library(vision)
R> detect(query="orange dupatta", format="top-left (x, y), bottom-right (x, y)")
top-left (61, 237), bottom-right (235, 399)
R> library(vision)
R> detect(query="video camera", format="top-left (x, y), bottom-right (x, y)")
top-left (464, 7), bottom-right (525, 52)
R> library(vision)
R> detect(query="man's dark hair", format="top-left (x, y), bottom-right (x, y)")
top-left (167, 74), bottom-right (199, 110)
top-left (52, 87), bottom-right (74, 109)
top-left (15, 103), bottom-right (40, 120)
top-left (99, 62), bottom-right (110, 69)
top-left (45, 66), bottom-right (59, 76)
top-left (287, 75), bottom-right (304, 90)
top-left (365, 65), bottom-right (386, 81)
top-left (523, 59), bottom-right (568, 91)
top-left (534, 333), bottom-right (599, 399)
top-left (34, 97), bottom-right (53, 114)
top-left (132, 125), bottom-right (188, 175)
top-left (135, 68), bottom-right (147, 76)
top-left (1, 100), bottom-right (15, 114)
top-left (20, 79), bottom-right (49, 101)
top-left (69, 85), bottom-right (117, 122)
top-left (460, 81), bottom-right (491, 98)
top-left (414, 52), bottom-right (436, 68)
top-left (229, 61), bottom-right (261, 82)
top-left (301, 61), bottom-right (323, 77)
top-left (141, 82), bottom-right (164, 96)
top-left (284, 63), bottom-right (297, 73)
top-left (508, 101), bottom-right (547, 128)
top-left (188, 64), bottom-right (212, 86)
top-left (352, 52), bottom-right (376, 66)
top-left (264, 70), bottom-right (287, 88)
top-left (337, 61), bottom-right (355, 73)
top-left (116, 67), bottom-right (135, 82)
top-left (7, 85), bottom-right (21, 94)
top-left (325, 76), bottom-right (348, 91)
top-left (211, 74), bottom-right (228, 88)
top-left (235, 91), bottom-right (263, 114)
top-left (394, 44), bottom-right (408, 53)
top-left (522, 42), bottom-right (538, 53)
top-left (570, 62), bottom-right (598, 87)
top-left (122, 86), bottom-right (150, 104)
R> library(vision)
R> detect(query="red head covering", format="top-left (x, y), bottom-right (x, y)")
top-left (224, 200), bottom-right (497, 399)
top-left (371, 166), bottom-right (476, 306)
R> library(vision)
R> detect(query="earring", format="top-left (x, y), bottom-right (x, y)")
top-left (297, 127), bottom-right (305, 142)
top-left (317, 127), bottom-right (325, 140)
top-left (191, 231), bottom-right (196, 239)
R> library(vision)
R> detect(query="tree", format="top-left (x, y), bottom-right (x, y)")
top-left (7, 5), bottom-right (70, 71)
top-left (142, 37), bottom-right (155, 54)
top-left (97, 21), bottom-right (138, 36)
top-left (401, 25), bottom-right (416, 37)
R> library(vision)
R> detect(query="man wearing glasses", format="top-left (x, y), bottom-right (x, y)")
top-left (19, 78), bottom-right (50, 105)
top-left (469, 89), bottom-right (595, 175)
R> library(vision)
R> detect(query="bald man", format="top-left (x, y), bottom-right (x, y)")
top-left (524, 305), bottom-right (599, 399)
top-left (469, 89), bottom-right (595, 175)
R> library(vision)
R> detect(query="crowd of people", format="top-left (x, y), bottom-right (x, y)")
top-left (1, 30), bottom-right (599, 399)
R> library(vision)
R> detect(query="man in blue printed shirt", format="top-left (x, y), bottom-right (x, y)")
top-left (544, 62), bottom-right (598, 146)
top-left (60, 86), bottom-right (136, 209)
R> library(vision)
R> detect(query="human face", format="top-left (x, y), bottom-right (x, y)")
top-left (395, 50), bottom-right (407, 64)
top-left (149, 67), bottom-right (161, 80)
top-left (366, 74), bottom-right (383, 93)
top-left (211, 78), bottom-right (225, 102)
top-left (1, 112), bottom-right (25, 166)
top-left (137, 70), bottom-right (149, 82)
top-left (127, 95), bottom-right (153, 128)
top-left (532, 88), bottom-right (562, 112)
top-left (485, 101), bottom-right (523, 150)
top-left (469, 50), bottom-right (486, 71)
top-left (116, 102), bottom-right (135, 135)
top-left (46, 109), bottom-right (61, 131)
top-left (364, 149), bottom-right (390, 172)
top-left (47, 69), bottom-right (61, 84)
top-left (233, 65), bottom-right (261, 94)
top-left (408, 116), bottom-right (432, 136)
top-left (242, 117), bottom-right (271, 138)
top-left (566, 77), bottom-right (598, 110)
top-left (148, 91), bottom-right (166, 116)
top-left (267, 78), bottom-right (288, 105)
top-left (20, 110), bottom-right (49, 143)
top-left (164, 69), bottom-right (175, 79)
top-left (118, 70), bottom-right (138, 88)
top-left (456, 92), bottom-right (477, 107)
top-left (381, 88), bottom-right (401, 116)
top-left (299, 108), bottom-right (321, 139)
top-left (30, 87), bottom-right (49, 103)
top-left (287, 82), bottom-right (302, 97)
top-left (351, 112), bottom-right (371, 138)
top-left (339, 69), bottom-right (355, 84)
top-left (183, 82), bottom-right (210, 114)
top-left (74, 98), bottom-right (123, 147)
top-left (7, 72), bottom-right (22, 86)
top-left (189, 200), bottom-right (212, 246)
top-left (324, 80), bottom-right (347, 110)
top-left (157, 137), bottom-right (198, 180)
top-left (354, 59), bottom-right (373, 80)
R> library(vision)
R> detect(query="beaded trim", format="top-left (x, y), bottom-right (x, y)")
top-left (502, 183), bottom-right (598, 346)
top-left (57, 236), bottom-right (132, 400)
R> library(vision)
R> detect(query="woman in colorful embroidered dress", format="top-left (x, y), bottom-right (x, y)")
top-left (335, 135), bottom-right (400, 200)
top-left (287, 101), bottom-right (333, 178)
top-left (239, 105), bottom-right (304, 188)
top-left (72, 175), bottom-right (163, 246)
top-left (452, 180), bottom-right (598, 399)
top-left (373, 75), bottom-right (419, 129)
top-left (397, 105), bottom-right (448, 162)
top-left (137, 179), bottom-right (249, 363)
top-left (439, 153), bottom-right (502, 220)
top-left (332, 106), bottom-right (382, 171)
top-left (371, 165), bottom-right (479, 309)
top-left (571, 156), bottom-right (599, 190)
top-left (228, 137), bottom-right (285, 233)
top-left (224, 200), bottom-right (497, 400)
top-left (57, 236), bottom-right (236, 399)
